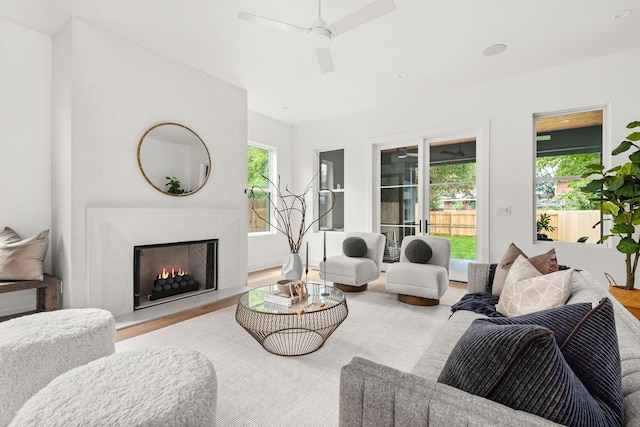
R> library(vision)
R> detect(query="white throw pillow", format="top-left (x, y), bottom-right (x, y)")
top-left (497, 256), bottom-right (573, 317)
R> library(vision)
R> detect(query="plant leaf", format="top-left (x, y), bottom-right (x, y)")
top-left (617, 237), bottom-right (640, 254)
top-left (602, 201), bottom-right (620, 216)
top-left (607, 175), bottom-right (625, 191)
top-left (583, 179), bottom-right (603, 193)
top-left (628, 132), bottom-right (640, 142)
top-left (619, 162), bottom-right (635, 176)
top-left (631, 150), bottom-right (640, 163)
top-left (613, 140), bottom-right (633, 155)
top-left (628, 121), bottom-right (640, 129)
top-left (585, 163), bottom-right (605, 171)
top-left (614, 181), bottom-right (640, 198)
top-left (611, 223), bottom-right (635, 234)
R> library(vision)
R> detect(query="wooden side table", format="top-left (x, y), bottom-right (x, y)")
top-left (0, 274), bottom-right (59, 314)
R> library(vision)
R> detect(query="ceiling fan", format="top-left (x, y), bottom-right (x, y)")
top-left (238, 0), bottom-right (397, 74)
top-left (441, 144), bottom-right (467, 158)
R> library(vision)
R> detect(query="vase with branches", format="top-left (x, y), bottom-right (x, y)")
top-left (247, 172), bottom-right (336, 279)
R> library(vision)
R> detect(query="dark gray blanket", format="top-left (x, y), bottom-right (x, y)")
top-left (451, 292), bottom-right (504, 317)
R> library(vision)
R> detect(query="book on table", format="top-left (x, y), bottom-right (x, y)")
top-left (264, 290), bottom-right (300, 306)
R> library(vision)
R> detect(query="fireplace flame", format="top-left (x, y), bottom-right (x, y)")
top-left (157, 267), bottom-right (187, 279)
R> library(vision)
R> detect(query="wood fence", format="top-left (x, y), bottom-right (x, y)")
top-left (429, 211), bottom-right (476, 236)
top-left (248, 200), bottom-right (268, 232)
top-left (537, 210), bottom-right (601, 243)
top-left (252, 199), bottom-right (601, 243)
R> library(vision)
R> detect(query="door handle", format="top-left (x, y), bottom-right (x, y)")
top-left (424, 219), bottom-right (429, 234)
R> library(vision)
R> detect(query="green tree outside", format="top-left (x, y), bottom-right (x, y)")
top-left (536, 152), bottom-right (600, 210)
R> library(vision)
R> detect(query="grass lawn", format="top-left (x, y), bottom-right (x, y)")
top-left (433, 234), bottom-right (476, 260)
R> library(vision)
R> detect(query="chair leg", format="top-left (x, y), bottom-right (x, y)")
top-left (334, 283), bottom-right (368, 292)
top-left (397, 294), bottom-right (439, 306)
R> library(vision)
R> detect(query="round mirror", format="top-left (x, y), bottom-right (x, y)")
top-left (137, 123), bottom-right (211, 196)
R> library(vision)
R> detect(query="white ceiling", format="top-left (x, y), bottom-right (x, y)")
top-left (1, 0), bottom-right (639, 126)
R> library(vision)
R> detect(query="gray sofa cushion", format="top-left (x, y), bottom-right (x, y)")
top-left (342, 236), bottom-right (367, 257)
top-left (404, 239), bottom-right (432, 264)
top-left (438, 298), bottom-right (623, 426)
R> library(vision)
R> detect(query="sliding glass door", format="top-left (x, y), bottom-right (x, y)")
top-left (377, 135), bottom-right (480, 282)
top-left (379, 145), bottom-right (421, 263)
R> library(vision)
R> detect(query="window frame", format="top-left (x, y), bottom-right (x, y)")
top-left (248, 142), bottom-right (277, 235)
top-left (316, 148), bottom-right (345, 233)
top-left (532, 106), bottom-right (609, 245)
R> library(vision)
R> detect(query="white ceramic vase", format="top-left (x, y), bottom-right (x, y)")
top-left (282, 252), bottom-right (303, 280)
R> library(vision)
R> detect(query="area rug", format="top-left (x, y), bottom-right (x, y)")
top-left (116, 284), bottom-right (459, 426)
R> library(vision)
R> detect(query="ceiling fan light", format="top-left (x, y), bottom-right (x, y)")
top-left (308, 27), bottom-right (332, 49)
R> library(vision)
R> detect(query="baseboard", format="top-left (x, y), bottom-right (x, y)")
top-left (248, 260), bottom-right (281, 273)
top-left (0, 303), bottom-right (36, 318)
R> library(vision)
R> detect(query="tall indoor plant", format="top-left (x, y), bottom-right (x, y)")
top-left (247, 173), bottom-right (335, 279)
top-left (582, 120), bottom-right (640, 290)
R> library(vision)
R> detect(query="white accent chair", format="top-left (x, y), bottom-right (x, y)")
top-left (385, 235), bottom-right (451, 305)
top-left (319, 232), bottom-right (386, 292)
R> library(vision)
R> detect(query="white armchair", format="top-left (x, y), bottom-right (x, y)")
top-left (319, 232), bottom-right (386, 292)
top-left (385, 235), bottom-right (451, 305)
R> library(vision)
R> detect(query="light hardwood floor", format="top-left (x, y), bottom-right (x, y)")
top-left (116, 266), bottom-right (467, 342)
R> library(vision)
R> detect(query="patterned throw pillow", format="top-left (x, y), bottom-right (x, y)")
top-left (496, 255), bottom-right (573, 317)
top-left (492, 243), bottom-right (558, 296)
top-left (342, 237), bottom-right (367, 257)
top-left (438, 298), bottom-right (623, 426)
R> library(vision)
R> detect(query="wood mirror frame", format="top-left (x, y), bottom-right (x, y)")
top-left (137, 123), bottom-right (211, 196)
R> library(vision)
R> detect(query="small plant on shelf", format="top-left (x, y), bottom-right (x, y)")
top-left (165, 176), bottom-right (186, 195)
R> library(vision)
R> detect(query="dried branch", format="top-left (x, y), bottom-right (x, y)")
top-left (247, 170), bottom-right (335, 253)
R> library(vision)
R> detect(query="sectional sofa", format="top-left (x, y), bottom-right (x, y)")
top-left (339, 263), bottom-right (640, 426)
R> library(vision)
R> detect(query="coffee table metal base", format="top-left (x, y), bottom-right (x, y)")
top-left (262, 328), bottom-right (325, 356)
top-left (235, 283), bottom-right (348, 356)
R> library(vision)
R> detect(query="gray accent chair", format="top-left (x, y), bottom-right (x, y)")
top-left (385, 235), bottom-right (451, 305)
top-left (319, 232), bottom-right (386, 292)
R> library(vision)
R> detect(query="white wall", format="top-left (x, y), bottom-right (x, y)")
top-left (0, 18), bottom-right (52, 316)
top-left (293, 48), bottom-right (640, 285)
top-left (247, 111), bottom-right (294, 271)
top-left (52, 19), bottom-right (248, 312)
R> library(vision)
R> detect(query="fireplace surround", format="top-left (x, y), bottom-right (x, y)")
top-left (85, 207), bottom-right (246, 318)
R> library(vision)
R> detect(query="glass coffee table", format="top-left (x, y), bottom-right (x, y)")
top-left (236, 283), bottom-right (348, 356)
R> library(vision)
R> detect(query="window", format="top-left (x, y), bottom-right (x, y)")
top-left (248, 144), bottom-right (274, 233)
top-left (534, 109), bottom-right (604, 243)
top-left (319, 149), bottom-right (344, 231)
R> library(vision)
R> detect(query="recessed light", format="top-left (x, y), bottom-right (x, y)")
top-left (483, 43), bottom-right (507, 56)
top-left (615, 9), bottom-right (632, 19)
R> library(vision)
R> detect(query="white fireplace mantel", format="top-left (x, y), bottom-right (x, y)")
top-left (86, 207), bottom-right (245, 317)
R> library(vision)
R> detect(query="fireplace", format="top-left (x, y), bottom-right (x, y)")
top-left (133, 239), bottom-right (218, 309)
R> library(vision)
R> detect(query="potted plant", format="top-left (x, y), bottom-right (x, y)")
top-left (247, 173), bottom-right (335, 280)
top-left (536, 212), bottom-right (556, 240)
top-left (165, 176), bottom-right (186, 195)
top-left (582, 120), bottom-right (640, 299)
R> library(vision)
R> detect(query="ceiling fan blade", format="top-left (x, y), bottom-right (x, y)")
top-left (328, 0), bottom-right (397, 36)
top-left (315, 48), bottom-right (335, 74)
top-left (237, 11), bottom-right (308, 34)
